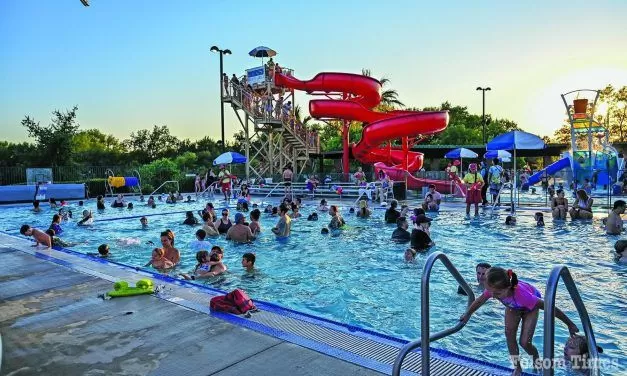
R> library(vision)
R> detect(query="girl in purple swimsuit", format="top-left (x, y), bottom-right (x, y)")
top-left (460, 267), bottom-right (579, 376)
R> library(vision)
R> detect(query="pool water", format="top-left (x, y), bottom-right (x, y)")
top-left (4, 197), bottom-right (625, 374)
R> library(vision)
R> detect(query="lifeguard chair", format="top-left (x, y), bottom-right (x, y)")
top-left (105, 169), bottom-right (142, 196)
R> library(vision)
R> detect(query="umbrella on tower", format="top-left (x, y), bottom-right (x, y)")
top-left (248, 46), bottom-right (277, 66)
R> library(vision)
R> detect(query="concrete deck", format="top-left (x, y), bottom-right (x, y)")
top-left (0, 246), bottom-right (383, 376)
top-left (0, 231), bottom-right (519, 376)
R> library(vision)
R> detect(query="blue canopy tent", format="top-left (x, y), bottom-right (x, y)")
top-left (486, 131), bottom-right (546, 211)
top-left (444, 148), bottom-right (478, 175)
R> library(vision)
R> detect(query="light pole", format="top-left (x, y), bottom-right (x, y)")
top-left (210, 46), bottom-right (232, 152)
top-left (476, 87), bottom-right (491, 144)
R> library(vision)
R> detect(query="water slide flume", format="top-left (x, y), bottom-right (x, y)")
top-left (275, 72), bottom-right (454, 192)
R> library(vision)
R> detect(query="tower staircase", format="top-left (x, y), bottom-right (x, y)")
top-left (225, 70), bottom-right (319, 181)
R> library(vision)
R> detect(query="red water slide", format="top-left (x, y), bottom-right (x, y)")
top-left (275, 72), bottom-right (455, 192)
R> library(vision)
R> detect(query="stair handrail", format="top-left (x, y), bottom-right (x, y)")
top-left (490, 182), bottom-right (513, 214)
top-left (149, 180), bottom-right (180, 197)
top-left (392, 252), bottom-right (475, 376)
top-left (543, 265), bottom-right (600, 376)
top-left (264, 182), bottom-right (284, 199)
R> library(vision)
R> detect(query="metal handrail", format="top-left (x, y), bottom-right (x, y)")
top-left (543, 265), bottom-right (599, 376)
top-left (264, 182), bottom-right (284, 199)
top-left (392, 252), bottom-right (475, 376)
top-left (149, 180), bottom-right (180, 197)
top-left (490, 182), bottom-right (512, 214)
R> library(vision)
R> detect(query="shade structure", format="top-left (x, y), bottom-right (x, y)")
top-left (213, 151), bottom-right (247, 166)
top-left (248, 46), bottom-right (277, 58)
top-left (444, 147), bottom-right (478, 159)
top-left (486, 131), bottom-right (545, 151)
top-left (486, 131), bottom-right (546, 212)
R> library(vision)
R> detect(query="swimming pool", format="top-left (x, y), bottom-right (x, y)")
top-left (5, 197), bottom-right (625, 374)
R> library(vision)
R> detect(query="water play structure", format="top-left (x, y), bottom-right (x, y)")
top-left (523, 89), bottom-right (622, 192)
top-left (274, 72), bottom-right (455, 192)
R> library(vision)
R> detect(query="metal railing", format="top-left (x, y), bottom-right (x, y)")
top-left (392, 252), bottom-right (475, 376)
top-left (543, 265), bottom-right (600, 376)
top-left (263, 182), bottom-right (284, 199)
top-left (490, 182), bottom-right (513, 214)
top-left (149, 180), bottom-right (180, 196)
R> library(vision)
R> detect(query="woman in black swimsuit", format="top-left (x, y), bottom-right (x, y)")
top-left (216, 209), bottom-right (232, 234)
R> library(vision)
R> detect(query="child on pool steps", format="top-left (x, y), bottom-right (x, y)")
top-left (460, 267), bottom-right (579, 376)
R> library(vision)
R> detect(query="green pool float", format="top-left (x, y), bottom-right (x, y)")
top-left (106, 279), bottom-right (154, 298)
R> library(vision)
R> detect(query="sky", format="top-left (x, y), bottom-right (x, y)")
top-left (1, 0), bottom-right (626, 144)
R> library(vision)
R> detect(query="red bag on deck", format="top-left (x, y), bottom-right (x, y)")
top-left (210, 288), bottom-right (256, 314)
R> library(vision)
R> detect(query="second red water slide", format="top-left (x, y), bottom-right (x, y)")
top-left (275, 72), bottom-right (450, 185)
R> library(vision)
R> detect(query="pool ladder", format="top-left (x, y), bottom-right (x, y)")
top-left (391, 253), bottom-right (600, 376)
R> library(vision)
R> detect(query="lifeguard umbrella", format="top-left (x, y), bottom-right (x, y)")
top-left (249, 46), bottom-right (277, 66)
top-left (487, 131), bottom-right (545, 210)
top-left (213, 151), bottom-right (247, 166)
top-left (445, 147), bottom-right (478, 174)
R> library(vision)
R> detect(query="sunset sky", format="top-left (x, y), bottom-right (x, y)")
top-left (1, 0), bottom-right (626, 143)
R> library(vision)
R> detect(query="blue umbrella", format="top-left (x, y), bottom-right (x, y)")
top-left (484, 150), bottom-right (512, 162)
top-left (248, 46), bottom-right (277, 58)
top-left (486, 131), bottom-right (545, 211)
top-left (445, 148), bottom-right (478, 176)
top-left (444, 147), bottom-right (478, 159)
top-left (486, 130), bottom-right (545, 151)
top-left (213, 151), bottom-right (247, 166)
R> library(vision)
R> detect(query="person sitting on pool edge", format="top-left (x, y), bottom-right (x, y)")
top-left (385, 199), bottom-right (401, 224)
top-left (605, 200), bottom-right (625, 235)
top-left (410, 214), bottom-right (434, 251)
top-left (20, 224), bottom-right (52, 248)
top-left (226, 213), bottom-right (255, 243)
top-left (391, 217), bottom-right (410, 243)
top-left (457, 262), bottom-right (492, 295)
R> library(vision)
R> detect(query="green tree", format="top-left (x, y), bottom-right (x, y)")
top-left (0, 141), bottom-right (39, 167)
top-left (21, 106), bottom-right (81, 166)
top-left (72, 129), bottom-right (124, 165)
top-left (361, 69), bottom-right (404, 108)
top-left (599, 85), bottom-right (627, 142)
top-left (123, 125), bottom-right (180, 162)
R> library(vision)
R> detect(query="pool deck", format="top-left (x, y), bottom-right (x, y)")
top-left (0, 232), bottom-right (522, 376)
top-left (0, 244), bottom-right (385, 376)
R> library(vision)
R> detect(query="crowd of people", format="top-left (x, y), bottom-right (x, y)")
top-left (17, 161), bottom-right (624, 376)
top-left (222, 59), bottom-right (319, 151)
